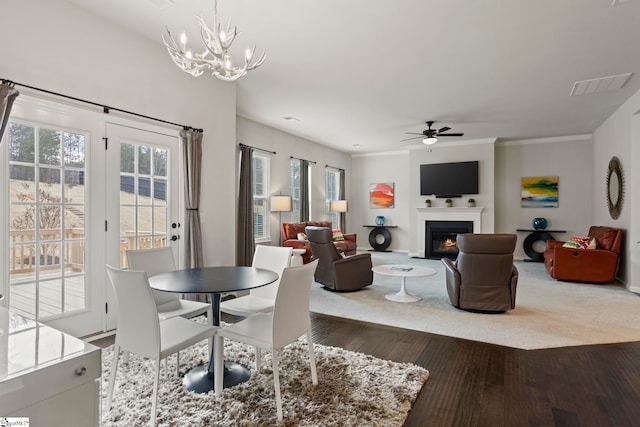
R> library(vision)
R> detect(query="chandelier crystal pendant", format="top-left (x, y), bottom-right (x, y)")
top-left (162, 0), bottom-right (266, 82)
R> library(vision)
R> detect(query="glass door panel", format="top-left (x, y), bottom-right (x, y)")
top-left (7, 122), bottom-right (87, 322)
top-left (119, 145), bottom-right (169, 264)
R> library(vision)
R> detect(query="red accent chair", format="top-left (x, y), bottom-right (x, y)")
top-left (281, 221), bottom-right (357, 264)
top-left (543, 226), bottom-right (623, 284)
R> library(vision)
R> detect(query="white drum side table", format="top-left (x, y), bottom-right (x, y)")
top-left (290, 248), bottom-right (306, 267)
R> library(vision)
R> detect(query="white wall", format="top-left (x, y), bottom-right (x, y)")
top-left (352, 140), bottom-right (495, 253)
top-left (236, 117), bottom-right (352, 244)
top-left (495, 137), bottom-right (594, 260)
top-left (593, 87), bottom-right (640, 288)
top-left (351, 151), bottom-right (409, 251)
top-left (0, 0), bottom-right (237, 266)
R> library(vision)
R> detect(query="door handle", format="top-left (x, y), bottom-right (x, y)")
top-left (171, 235), bottom-right (180, 241)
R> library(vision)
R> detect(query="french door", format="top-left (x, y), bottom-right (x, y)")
top-left (104, 123), bottom-right (181, 331)
top-left (1, 97), bottom-right (181, 336)
top-left (1, 97), bottom-right (103, 335)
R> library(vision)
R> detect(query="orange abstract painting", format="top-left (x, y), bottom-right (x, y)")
top-left (369, 182), bottom-right (395, 208)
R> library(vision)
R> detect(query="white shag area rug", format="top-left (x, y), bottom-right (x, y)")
top-left (101, 338), bottom-right (429, 426)
top-left (310, 252), bottom-right (640, 350)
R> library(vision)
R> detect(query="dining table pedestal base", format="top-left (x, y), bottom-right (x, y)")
top-left (182, 361), bottom-right (251, 394)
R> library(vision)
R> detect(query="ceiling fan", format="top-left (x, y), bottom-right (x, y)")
top-left (402, 121), bottom-right (464, 145)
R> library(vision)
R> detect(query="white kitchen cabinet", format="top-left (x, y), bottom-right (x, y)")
top-left (0, 308), bottom-right (101, 426)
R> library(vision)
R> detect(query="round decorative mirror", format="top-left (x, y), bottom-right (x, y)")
top-left (606, 156), bottom-right (624, 219)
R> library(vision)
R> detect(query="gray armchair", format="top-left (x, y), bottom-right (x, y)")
top-left (305, 226), bottom-right (373, 291)
top-left (441, 233), bottom-right (518, 313)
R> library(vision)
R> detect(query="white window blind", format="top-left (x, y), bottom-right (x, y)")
top-left (252, 153), bottom-right (270, 241)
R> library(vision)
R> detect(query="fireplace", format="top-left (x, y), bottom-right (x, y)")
top-left (425, 220), bottom-right (473, 260)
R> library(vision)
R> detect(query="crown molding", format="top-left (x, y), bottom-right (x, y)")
top-left (497, 134), bottom-right (592, 146)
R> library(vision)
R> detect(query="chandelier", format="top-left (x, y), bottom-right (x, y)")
top-left (162, 0), bottom-right (266, 82)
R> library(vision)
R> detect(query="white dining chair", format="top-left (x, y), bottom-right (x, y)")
top-left (220, 245), bottom-right (292, 317)
top-left (214, 260), bottom-right (319, 422)
top-left (105, 265), bottom-right (217, 427)
top-left (127, 247), bottom-right (213, 359)
top-left (127, 247), bottom-right (213, 323)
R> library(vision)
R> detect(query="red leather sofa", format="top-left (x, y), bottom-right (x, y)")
top-left (281, 221), bottom-right (357, 264)
top-left (543, 226), bottom-right (623, 284)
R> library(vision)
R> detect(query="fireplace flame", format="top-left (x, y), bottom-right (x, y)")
top-left (444, 238), bottom-right (457, 248)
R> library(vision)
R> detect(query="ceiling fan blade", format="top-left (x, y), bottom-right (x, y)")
top-left (404, 132), bottom-right (424, 136)
top-left (400, 135), bottom-right (424, 142)
top-left (439, 132), bottom-right (464, 137)
top-left (437, 126), bottom-right (451, 133)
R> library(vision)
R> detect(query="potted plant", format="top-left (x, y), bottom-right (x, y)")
top-left (468, 198), bottom-right (475, 207)
top-left (445, 198), bottom-right (453, 207)
top-left (425, 199), bottom-right (432, 207)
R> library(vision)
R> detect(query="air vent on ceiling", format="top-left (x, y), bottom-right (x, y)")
top-left (570, 73), bottom-right (633, 96)
top-left (144, 0), bottom-right (174, 8)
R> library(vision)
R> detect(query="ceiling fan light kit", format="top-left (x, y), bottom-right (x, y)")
top-left (403, 121), bottom-right (464, 145)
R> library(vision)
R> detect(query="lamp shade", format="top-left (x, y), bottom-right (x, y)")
top-left (422, 136), bottom-right (438, 145)
top-left (330, 200), bottom-right (348, 213)
top-left (270, 195), bottom-right (292, 212)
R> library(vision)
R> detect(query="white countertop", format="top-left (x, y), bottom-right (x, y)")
top-left (0, 307), bottom-right (100, 383)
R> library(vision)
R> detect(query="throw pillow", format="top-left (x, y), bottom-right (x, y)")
top-left (297, 232), bottom-right (308, 241)
top-left (332, 228), bottom-right (345, 241)
top-left (562, 236), bottom-right (593, 249)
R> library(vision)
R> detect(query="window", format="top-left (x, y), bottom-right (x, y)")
top-left (325, 168), bottom-right (340, 227)
top-left (253, 152), bottom-right (270, 241)
top-left (290, 159), bottom-right (300, 223)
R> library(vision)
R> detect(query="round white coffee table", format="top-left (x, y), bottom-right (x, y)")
top-left (372, 264), bottom-right (437, 303)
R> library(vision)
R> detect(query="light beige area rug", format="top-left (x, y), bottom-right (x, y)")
top-left (101, 338), bottom-right (429, 427)
top-left (310, 252), bottom-right (640, 350)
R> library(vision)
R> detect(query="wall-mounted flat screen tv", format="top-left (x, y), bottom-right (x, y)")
top-left (420, 161), bottom-right (479, 197)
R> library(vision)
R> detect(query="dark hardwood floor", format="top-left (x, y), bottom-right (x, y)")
top-left (308, 313), bottom-right (640, 427)
top-left (92, 312), bottom-right (640, 427)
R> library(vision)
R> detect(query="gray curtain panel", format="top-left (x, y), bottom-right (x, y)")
top-left (339, 169), bottom-right (346, 232)
top-left (0, 82), bottom-right (20, 144)
top-left (300, 160), bottom-right (310, 222)
top-left (237, 145), bottom-right (255, 266)
top-left (180, 129), bottom-right (206, 302)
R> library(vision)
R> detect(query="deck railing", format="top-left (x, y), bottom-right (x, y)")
top-left (9, 229), bottom-right (166, 274)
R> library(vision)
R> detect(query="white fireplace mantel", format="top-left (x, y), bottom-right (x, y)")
top-left (414, 207), bottom-right (484, 257)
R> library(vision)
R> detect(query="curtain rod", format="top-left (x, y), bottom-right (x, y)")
top-left (290, 156), bottom-right (317, 164)
top-left (239, 143), bottom-right (275, 155)
top-left (325, 164), bottom-right (344, 171)
top-left (1, 78), bottom-right (202, 132)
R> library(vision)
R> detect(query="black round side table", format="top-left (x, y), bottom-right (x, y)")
top-left (517, 229), bottom-right (566, 262)
top-left (363, 225), bottom-right (398, 252)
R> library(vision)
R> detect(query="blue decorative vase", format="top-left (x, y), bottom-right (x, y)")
top-left (532, 217), bottom-right (548, 230)
top-left (375, 216), bottom-right (385, 226)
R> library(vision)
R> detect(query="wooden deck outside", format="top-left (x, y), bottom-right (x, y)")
top-left (8, 231), bottom-right (164, 321)
top-left (10, 275), bottom-right (86, 320)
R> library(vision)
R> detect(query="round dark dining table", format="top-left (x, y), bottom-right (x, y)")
top-left (148, 266), bottom-right (278, 393)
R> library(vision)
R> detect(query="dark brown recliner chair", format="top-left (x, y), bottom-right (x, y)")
top-left (441, 233), bottom-right (519, 313)
top-left (305, 226), bottom-right (373, 291)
